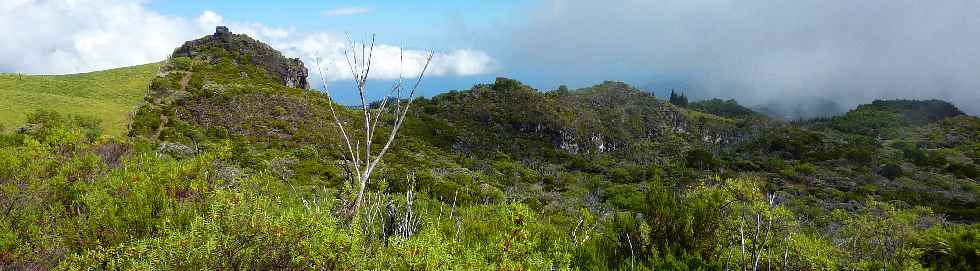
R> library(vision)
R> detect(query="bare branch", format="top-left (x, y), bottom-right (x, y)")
top-left (313, 56), bottom-right (359, 176)
top-left (363, 52), bottom-right (433, 177)
top-left (369, 48), bottom-right (404, 136)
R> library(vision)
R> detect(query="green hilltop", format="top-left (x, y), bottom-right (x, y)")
top-left (0, 63), bottom-right (162, 136)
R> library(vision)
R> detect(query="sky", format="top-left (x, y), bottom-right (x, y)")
top-left (3, 0), bottom-right (980, 117)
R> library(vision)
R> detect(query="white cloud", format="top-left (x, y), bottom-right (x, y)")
top-left (196, 10), bottom-right (224, 29)
top-left (322, 7), bottom-right (373, 17)
top-left (199, 11), bottom-right (292, 42)
top-left (0, 0), bottom-right (207, 74)
top-left (277, 34), bottom-right (495, 82)
top-left (0, 0), bottom-right (493, 83)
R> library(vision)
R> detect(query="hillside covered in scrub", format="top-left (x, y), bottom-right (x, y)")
top-left (1, 27), bottom-right (978, 270)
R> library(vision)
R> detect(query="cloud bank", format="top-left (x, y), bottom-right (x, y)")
top-left (503, 0), bottom-right (980, 117)
top-left (0, 0), bottom-right (200, 74)
top-left (278, 34), bottom-right (494, 82)
top-left (0, 0), bottom-right (493, 84)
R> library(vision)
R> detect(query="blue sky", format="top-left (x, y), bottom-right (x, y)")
top-left (147, 0), bottom-right (520, 51)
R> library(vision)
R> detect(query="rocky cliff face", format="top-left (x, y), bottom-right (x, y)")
top-left (172, 26), bottom-right (308, 89)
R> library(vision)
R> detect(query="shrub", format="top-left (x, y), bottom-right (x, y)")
top-left (72, 115), bottom-right (103, 141)
top-left (913, 224), bottom-right (980, 270)
top-left (794, 162), bottom-right (817, 175)
top-left (880, 163), bottom-right (903, 180)
top-left (685, 149), bottom-right (718, 170)
top-left (26, 109), bottom-right (67, 129)
top-left (43, 127), bottom-right (83, 150)
top-left (171, 56), bottom-right (193, 71)
top-left (608, 167), bottom-right (634, 183)
top-left (947, 162), bottom-right (979, 179)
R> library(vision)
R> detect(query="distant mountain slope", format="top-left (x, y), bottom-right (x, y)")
top-left (809, 99), bottom-right (966, 137)
top-left (417, 80), bottom-right (747, 162)
top-left (688, 98), bottom-right (761, 119)
top-left (857, 99), bottom-right (964, 125)
top-left (0, 63), bottom-right (162, 136)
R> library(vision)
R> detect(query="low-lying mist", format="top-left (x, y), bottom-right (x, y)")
top-left (495, 0), bottom-right (980, 118)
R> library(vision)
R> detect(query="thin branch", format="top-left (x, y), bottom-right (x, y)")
top-left (363, 52), bottom-right (433, 176)
top-left (343, 33), bottom-right (360, 83)
top-left (356, 37), bottom-right (376, 183)
top-left (313, 56), bottom-right (360, 177)
top-left (369, 49), bottom-right (403, 140)
top-left (627, 233), bottom-right (635, 271)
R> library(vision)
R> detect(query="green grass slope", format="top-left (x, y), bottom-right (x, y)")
top-left (0, 63), bottom-right (161, 136)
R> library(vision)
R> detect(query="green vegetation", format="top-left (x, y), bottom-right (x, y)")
top-left (812, 99), bottom-right (965, 137)
top-left (668, 90), bottom-right (688, 107)
top-left (689, 98), bottom-right (760, 119)
top-left (2, 121), bottom-right (974, 269)
top-left (2, 29), bottom-right (978, 269)
top-left (0, 63), bottom-right (162, 137)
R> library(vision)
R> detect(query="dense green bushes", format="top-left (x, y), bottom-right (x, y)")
top-left (914, 224), bottom-right (980, 270)
top-left (4, 94), bottom-right (979, 270)
top-left (1, 126), bottom-right (569, 269)
top-left (3, 121), bottom-right (979, 269)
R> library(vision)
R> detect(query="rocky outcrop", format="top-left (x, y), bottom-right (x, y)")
top-left (172, 26), bottom-right (308, 89)
top-left (129, 26), bottom-right (323, 141)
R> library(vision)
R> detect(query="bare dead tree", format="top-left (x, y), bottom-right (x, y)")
top-left (399, 180), bottom-right (418, 239)
top-left (627, 233), bottom-right (635, 270)
top-left (571, 218), bottom-right (584, 244)
top-left (725, 193), bottom-right (791, 271)
top-left (449, 189), bottom-right (458, 220)
top-left (740, 223), bottom-right (747, 271)
top-left (313, 34), bottom-right (434, 216)
top-left (751, 194), bottom-right (779, 271)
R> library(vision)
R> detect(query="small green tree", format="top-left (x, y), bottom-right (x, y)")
top-left (669, 90), bottom-right (688, 107)
top-left (879, 163), bottom-right (903, 180)
top-left (685, 149), bottom-right (719, 170)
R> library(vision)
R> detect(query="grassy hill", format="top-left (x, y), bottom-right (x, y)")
top-left (0, 63), bottom-right (161, 136)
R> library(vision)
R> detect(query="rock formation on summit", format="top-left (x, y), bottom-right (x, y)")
top-left (172, 26), bottom-right (308, 89)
